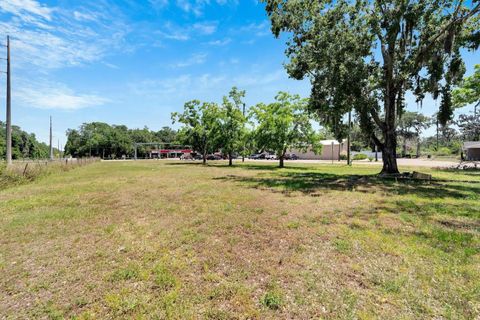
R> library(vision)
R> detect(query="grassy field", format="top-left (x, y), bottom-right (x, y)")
top-left (0, 160), bottom-right (479, 319)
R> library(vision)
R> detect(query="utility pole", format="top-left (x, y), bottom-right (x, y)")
top-left (5, 36), bottom-right (12, 165)
top-left (242, 103), bottom-right (246, 162)
top-left (347, 111), bottom-right (351, 165)
top-left (49, 116), bottom-right (53, 160)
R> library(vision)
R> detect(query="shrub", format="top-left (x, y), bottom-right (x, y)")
top-left (339, 151), bottom-right (348, 160)
top-left (352, 153), bottom-right (368, 161)
top-left (436, 147), bottom-right (454, 156)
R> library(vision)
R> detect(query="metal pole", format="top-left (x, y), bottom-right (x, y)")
top-left (6, 36), bottom-right (12, 165)
top-left (347, 111), bottom-right (351, 165)
top-left (49, 116), bottom-right (53, 160)
top-left (331, 141), bottom-right (334, 164)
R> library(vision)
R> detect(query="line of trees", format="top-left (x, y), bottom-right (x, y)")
top-left (0, 121), bottom-right (51, 160)
top-left (64, 123), bottom-right (179, 159)
top-left (172, 88), bottom-right (323, 167)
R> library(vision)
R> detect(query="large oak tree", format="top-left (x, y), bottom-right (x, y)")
top-left (263, 0), bottom-right (480, 174)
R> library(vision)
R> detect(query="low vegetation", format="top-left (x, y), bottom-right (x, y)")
top-left (1, 161), bottom-right (478, 319)
top-left (0, 158), bottom-right (98, 190)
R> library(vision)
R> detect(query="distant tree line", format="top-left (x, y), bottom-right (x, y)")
top-left (0, 121), bottom-right (50, 160)
top-left (64, 123), bottom-right (179, 158)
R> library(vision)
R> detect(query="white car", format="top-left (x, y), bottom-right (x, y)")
top-left (265, 154), bottom-right (277, 160)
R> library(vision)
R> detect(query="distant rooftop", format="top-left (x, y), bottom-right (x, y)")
top-left (463, 141), bottom-right (480, 149)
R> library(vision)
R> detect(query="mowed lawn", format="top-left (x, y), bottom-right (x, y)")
top-left (0, 161), bottom-right (479, 319)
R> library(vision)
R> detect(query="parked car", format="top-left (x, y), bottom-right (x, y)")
top-left (251, 153), bottom-right (266, 160)
top-left (266, 154), bottom-right (277, 160)
top-left (206, 154), bottom-right (222, 160)
top-left (192, 153), bottom-right (203, 160)
top-left (180, 154), bottom-right (193, 160)
top-left (285, 153), bottom-right (298, 160)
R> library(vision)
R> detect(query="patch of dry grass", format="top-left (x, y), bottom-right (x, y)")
top-left (0, 160), bottom-right (478, 319)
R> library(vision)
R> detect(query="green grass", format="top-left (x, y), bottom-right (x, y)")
top-left (0, 160), bottom-right (479, 319)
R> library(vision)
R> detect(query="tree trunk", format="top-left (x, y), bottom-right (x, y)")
top-left (203, 150), bottom-right (207, 165)
top-left (416, 135), bottom-right (421, 158)
top-left (380, 129), bottom-right (399, 175)
top-left (279, 156), bottom-right (284, 168)
top-left (228, 152), bottom-right (233, 166)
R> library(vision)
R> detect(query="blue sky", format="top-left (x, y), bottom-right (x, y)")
top-left (0, 0), bottom-right (478, 146)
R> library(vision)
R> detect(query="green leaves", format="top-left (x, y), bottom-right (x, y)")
top-left (453, 64), bottom-right (480, 109)
top-left (172, 100), bottom-right (222, 160)
top-left (262, 0), bottom-right (480, 173)
top-left (250, 92), bottom-right (321, 167)
top-left (218, 87), bottom-right (247, 163)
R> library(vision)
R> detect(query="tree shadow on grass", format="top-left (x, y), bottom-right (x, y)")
top-left (215, 171), bottom-right (480, 200)
top-left (163, 161), bottom-right (314, 171)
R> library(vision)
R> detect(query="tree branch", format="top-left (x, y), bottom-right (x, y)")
top-left (415, 3), bottom-right (480, 63)
top-left (370, 108), bottom-right (385, 131)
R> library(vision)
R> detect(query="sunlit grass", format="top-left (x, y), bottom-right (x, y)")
top-left (0, 160), bottom-right (478, 319)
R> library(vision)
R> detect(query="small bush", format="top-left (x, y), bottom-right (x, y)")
top-left (352, 153), bottom-right (368, 161)
top-left (435, 147), bottom-right (454, 156)
top-left (339, 152), bottom-right (348, 160)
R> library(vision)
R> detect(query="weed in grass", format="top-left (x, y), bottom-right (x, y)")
top-left (74, 297), bottom-right (89, 308)
top-left (104, 289), bottom-right (142, 315)
top-left (204, 308), bottom-right (232, 320)
top-left (381, 277), bottom-right (406, 294)
top-left (41, 301), bottom-right (64, 320)
top-left (333, 238), bottom-right (352, 254)
top-left (427, 227), bottom-right (478, 256)
top-left (109, 264), bottom-right (140, 282)
top-left (260, 290), bottom-right (283, 310)
top-left (286, 221), bottom-right (300, 229)
top-left (153, 263), bottom-right (178, 290)
top-left (260, 282), bottom-right (283, 310)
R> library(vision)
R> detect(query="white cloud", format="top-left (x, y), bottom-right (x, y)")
top-left (208, 38), bottom-right (231, 46)
top-left (148, 0), bottom-right (169, 10)
top-left (239, 21), bottom-right (271, 37)
top-left (129, 69), bottom-right (287, 100)
top-left (193, 22), bottom-right (218, 35)
top-left (156, 21), bottom-right (218, 41)
top-left (0, 0), bottom-right (53, 21)
top-left (175, 0), bottom-right (237, 16)
top-left (73, 11), bottom-right (97, 22)
top-left (17, 81), bottom-right (109, 110)
top-left (0, 1), bottom-right (130, 70)
top-left (172, 53), bottom-right (207, 67)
